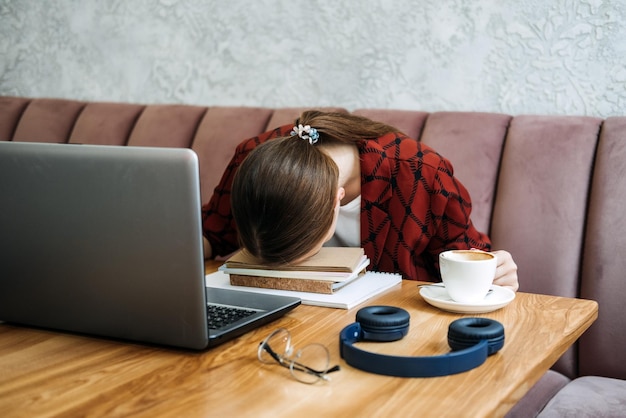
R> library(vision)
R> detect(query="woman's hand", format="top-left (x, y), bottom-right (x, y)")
top-left (203, 237), bottom-right (213, 259)
top-left (491, 250), bottom-right (519, 292)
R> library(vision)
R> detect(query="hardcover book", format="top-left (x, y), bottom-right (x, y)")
top-left (220, 247), bottom-right (370, 294)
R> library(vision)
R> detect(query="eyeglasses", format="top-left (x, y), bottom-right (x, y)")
top-left (257, 328), bottom-right (341, 384)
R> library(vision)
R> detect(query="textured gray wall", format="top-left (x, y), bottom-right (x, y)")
top-left (1, 0), bottom-right (624, 116)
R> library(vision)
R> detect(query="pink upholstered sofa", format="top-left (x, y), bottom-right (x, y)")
top-left (1, 96), bottom-right (625, 416)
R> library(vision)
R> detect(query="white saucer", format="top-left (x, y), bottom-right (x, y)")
top-left (419, 285), bottom-right (515, 314)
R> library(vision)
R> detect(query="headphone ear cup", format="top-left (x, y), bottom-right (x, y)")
top-left (448, 317), bottom-right (505, 355)
top-left (356, 306), bottom-right (410, 342)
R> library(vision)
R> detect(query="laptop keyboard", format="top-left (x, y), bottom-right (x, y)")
top-left (207, 304), bottom-right (257, 330)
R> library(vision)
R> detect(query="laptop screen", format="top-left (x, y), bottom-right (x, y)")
top-left (0, 142), bottom-right (211, 348)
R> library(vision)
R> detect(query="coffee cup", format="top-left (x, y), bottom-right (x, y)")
top-left (438, 250), bottom-right (497, 303)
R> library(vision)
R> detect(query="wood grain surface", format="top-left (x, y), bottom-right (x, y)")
top-left (0, 260), bottom-right (597, 418)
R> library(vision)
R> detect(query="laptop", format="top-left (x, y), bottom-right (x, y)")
top-left (0, 141), bottom-right (300, 349)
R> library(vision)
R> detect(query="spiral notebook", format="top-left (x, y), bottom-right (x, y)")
top-left (206, 269), bottom-right (402, 309)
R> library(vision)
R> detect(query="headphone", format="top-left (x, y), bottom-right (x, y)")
top-left (339, 306), bottom-right (505, 377)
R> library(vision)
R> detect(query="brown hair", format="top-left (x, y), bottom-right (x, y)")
top-left (295, 110), bottom-right (398, 144)
top-left (231, 110), bottom-right (398, 266)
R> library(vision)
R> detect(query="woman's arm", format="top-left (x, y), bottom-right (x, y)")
top-left (203, 236), bottom-right (212, 259)
top-left (423, 149), bottom-right (519, 291)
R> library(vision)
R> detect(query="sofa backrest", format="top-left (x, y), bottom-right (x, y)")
top-left (1, 96), bottom-right (625, 381)
top-left (579, 117), bottom-right (626, 378)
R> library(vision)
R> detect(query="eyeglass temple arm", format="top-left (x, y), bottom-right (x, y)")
top-left (291, 361), bottom-right (341, 377)
top-left (260, 342), bottom-right (288, 365)
top-left (262, 342), bottom-right (341, 377)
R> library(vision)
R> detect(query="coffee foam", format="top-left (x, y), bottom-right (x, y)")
top-left (442, 250), bottom-right (494, 261)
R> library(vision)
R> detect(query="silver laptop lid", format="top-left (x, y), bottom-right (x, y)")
top-left (0, 142), bottom-right (209, 349)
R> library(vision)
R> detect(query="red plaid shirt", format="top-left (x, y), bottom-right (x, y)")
top-left (202, 124), bottom-right (491, 281)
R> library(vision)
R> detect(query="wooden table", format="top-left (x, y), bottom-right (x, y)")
top-left (0, 261), bottom-right (598, 418)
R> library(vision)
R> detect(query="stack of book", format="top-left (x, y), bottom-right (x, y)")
top-left (219, 247), bottom-right (370, 294)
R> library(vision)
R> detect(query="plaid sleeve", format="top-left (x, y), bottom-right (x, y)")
top-left (360, 133), bottom-right (491, 281)
top-left (426, 153), bottom-right (492, 254)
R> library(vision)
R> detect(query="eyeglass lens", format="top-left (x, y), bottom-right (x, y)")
top-left (289, 343), bottom-right (331, 384)
top-left (258, 328), bottom-right (291, 365)
top-left (258, 328), bottom-right (335, 384)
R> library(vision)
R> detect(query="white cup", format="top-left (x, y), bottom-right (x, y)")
top-left (438, 250), bottom-right (497, 303)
